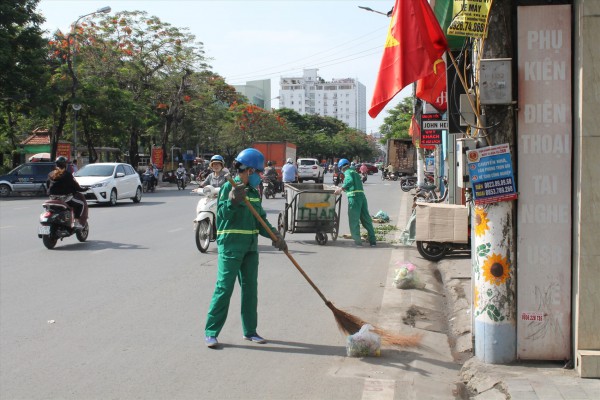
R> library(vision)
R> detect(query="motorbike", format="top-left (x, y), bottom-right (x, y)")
top-left (381, 170), bottom-right (398, 181)
top-left (360, 171), bottom-right (368, 183)
top-left (141, 172), bottom-right (155, 192)
top-left (333, 171), bottom-right (344, 186)
top-left (192, 185), bottom-right (220, 253)
top-left (38, 194), bottom-right (89, 249)
top-left (261, 176), bottom-right (279, 199)
top-left (176, 171), bottom-right (188, 190)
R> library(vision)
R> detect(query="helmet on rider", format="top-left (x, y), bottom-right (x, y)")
top-left (178, 163), bottom-right (183, 167)
top-left (267, 161), bottom-right (273, 167)
top-left (286, 158), bottom-right (293, 164)
top-left (210, 154), bottom-right (224, 167)
top-left (55, 156), bottom-right (68, 169)
top-left (338, 158), bottom-right (350, 169)
top-left (234, 148), bottom-right (265, 171)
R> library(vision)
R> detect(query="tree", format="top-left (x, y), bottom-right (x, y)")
top-left (0, 0), bottom-right (48, 168)
top-left (378, 96), bottom-right (414, 142)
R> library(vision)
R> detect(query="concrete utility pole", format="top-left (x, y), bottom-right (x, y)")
top-left (471, 0), bottom-right (517, 364)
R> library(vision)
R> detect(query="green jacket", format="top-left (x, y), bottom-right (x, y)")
top-left (216, 177), bottom-right (276, 251)
top-left (341, 168), bottom-right (365, 198)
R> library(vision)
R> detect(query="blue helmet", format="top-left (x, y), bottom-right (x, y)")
top-left (235, 148), bottom-right (265, 171)
top-left (210, 154), bottom-right (224, 165)
top-left (338, 158), bottom-right (350, 169)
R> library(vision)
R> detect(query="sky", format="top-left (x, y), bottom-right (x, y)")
top-left (37, 0), bottom-right (412, 134)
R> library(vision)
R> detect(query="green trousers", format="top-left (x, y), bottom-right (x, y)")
top-left (348, 195), bottom-right (376, 245)
top-left (205, 249), bottom-right (259, 337)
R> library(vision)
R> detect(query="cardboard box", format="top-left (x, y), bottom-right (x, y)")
top-left (415, 203), bottom-right (469, 243)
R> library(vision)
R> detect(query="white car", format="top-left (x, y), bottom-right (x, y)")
top-left (297, 158), bottom-right (325, 183)
top-left (75, 163), bottom-right (142, 206)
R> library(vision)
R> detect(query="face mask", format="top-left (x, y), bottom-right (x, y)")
top-left (248, 172), bottom-right (261, 188)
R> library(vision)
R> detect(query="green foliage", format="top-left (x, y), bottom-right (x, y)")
top-left (379, 97), bottom-right (414, 143)
top-left (0, 0), bottom-right (48, 167)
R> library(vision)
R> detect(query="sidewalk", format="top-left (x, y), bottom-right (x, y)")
top-left (379, 191), bottom-right (600, 399)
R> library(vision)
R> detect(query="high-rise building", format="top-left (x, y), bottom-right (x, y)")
top-left (233, 79), bottom-right (271, 110)
top-left (279, 69), bottom-right (366, 132)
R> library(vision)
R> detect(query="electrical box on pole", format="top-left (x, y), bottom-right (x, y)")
top-left (479, 58), bottom-right (513, 105)
top-left (456, 138), bottom-right (477, 188)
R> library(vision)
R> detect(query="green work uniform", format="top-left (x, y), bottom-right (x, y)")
top-left (341, 168), bottom-right (376, 246)
top-left (205, 176), bottom-right (277, 338)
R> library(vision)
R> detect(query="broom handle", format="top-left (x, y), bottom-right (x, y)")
top-left (226, 175), bottom-right (331, 305)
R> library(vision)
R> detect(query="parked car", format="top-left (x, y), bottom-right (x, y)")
top-left (74, 162), bottom-right (142, 206)
top-left (297, 158), bottom-right (325, 183)
top-left (364, 163), bottom-right (379, 175)
top-left (0, 162), bottom-right (66, 197)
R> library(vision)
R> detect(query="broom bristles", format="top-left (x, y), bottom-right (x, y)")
top-left (326, 301), bottom-right (423, 348)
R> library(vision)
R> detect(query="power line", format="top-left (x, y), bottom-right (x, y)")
top-left (223, 25), bottom-right (386, 82)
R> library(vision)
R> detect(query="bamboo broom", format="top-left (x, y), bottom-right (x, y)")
top-left (226, 175), bottom-right (422, 348)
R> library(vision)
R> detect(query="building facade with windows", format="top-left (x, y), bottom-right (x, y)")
top-left (279, 69), bottom-right (366, 132)
top-left (233, 79), bottom-right (271, 110)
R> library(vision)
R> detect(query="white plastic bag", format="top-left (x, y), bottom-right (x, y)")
top-left (393, 262), bottom-right (425, 289)
top-left (346, 324), bottom-right (381, 357)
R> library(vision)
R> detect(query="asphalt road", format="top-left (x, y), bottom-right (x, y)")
top-left (0, 172), bottom-right (407, 400)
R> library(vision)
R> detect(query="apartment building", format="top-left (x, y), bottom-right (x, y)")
top-left (279, 69), bottom-right (366, 132)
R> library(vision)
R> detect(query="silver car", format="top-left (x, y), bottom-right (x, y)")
top-left (75, 163), bottom-right (142, 206)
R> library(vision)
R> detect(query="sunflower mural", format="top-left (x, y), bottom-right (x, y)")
top-left (482, 253), bottom-right (511, 286)
top-left (474, 286), bottom-right (480, 310)
top-left (474, 206), bottom-right (490, 237)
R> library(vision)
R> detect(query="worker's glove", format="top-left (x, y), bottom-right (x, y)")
top-left (334, 187), bottom-right (343, 196)
top-left (228, 184), bottom-right (246, 206)
top-left (272, 231), bottom-right (288, 252)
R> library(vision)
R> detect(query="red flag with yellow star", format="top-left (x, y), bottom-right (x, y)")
top-left (369, 0), bottom-right (448, 118)
top-left (416, 58), bottom-right (447, 112)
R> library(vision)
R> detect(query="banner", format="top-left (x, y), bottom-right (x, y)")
top-left (467, 144), bottom-right (517, 205)
top-left (447, 0), bottom-right (492, 38)
top-left (151, 147), bottom-right (164, 169)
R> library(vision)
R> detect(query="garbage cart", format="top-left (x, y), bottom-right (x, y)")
top-left (277, 183), bottom-right (342, 245)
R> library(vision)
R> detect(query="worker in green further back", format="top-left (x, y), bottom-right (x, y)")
top-left (334, 158), bottom-right (377, 247)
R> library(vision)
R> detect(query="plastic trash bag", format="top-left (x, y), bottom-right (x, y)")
top-left (346, 324), bottom-right (381, 357)
top-left (393, 262), bottom-right (425, 289)
top-left (400, 210), bottom-right (416, 245)
top-left (372, 210), bottom-right (390, 223)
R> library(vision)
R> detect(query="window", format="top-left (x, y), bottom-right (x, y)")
top-left (116, 164), bottom-right (126, 176)
top-left (17, 165), bottom-right (34, 175)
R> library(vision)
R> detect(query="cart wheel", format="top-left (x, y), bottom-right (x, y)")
top-left (277, 212), bottom-right (286, 238)
top-left (331, 225), bottom-right (338, 241)
top-left (316, 232), bottom-right (328, 245)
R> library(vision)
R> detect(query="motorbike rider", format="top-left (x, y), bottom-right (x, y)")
top-left (334, 158), bottom-right (376, 247)
top-left (144, 163), bottom-right (158, 189)
top-left (359, 162), bottom-right (369, 176)
top-left (176, 163), bottom-right (187, 178)
top-left (204, 147), bottom-right (287, 348)
top-left (46, 156), bottom-right (88, 228)
top-left (263, 161), bottom-right (280, 192)
top-left (200, 155), bottom-right (227, 188)
top-left (281, 158), bottom-right (298, 188)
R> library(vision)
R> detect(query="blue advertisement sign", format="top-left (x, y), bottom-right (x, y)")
top-left (425, 157), bottom-right (435, 173)
top-left (467, 143), bottom-right (518, 205)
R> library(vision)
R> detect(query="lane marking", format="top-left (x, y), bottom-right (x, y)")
top-left (361, 378), bottom-right (395, 400)
top-left (167, 227), bottom-right (184, 233)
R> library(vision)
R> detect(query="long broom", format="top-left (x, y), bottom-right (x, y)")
top-left (226, 175), bottom-right (422, 348)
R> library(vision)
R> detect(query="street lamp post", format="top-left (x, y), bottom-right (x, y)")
top-left (70, 6), bottom-right (111, 160)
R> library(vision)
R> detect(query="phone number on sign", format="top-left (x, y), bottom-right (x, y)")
top-left (521, 312), bottom-right (544, 322)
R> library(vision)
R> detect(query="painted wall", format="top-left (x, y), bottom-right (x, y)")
top-left (516, 5), bottom-right (572, 360)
